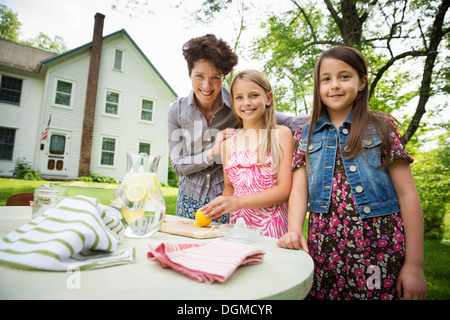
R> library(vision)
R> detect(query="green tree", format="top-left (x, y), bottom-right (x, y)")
top-left (0, 4), bottom-right (21, 42)
top-left (0, 4), bottom-right (67, 54)
top-left (21, 32), bottom-right (67, 54)
top-left (252, 0), bottom-right (449, 144)
top-left (411, 124), bottom-right (450, 240)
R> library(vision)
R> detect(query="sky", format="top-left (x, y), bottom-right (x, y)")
top-left (2, 0), bottom-right (284, 97)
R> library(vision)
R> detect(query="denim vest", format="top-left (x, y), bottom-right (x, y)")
top-left (300, 112), bottom-right (399, 218)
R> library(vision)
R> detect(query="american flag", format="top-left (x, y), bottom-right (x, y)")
top-left (40, 115), bottom-right (51, 142)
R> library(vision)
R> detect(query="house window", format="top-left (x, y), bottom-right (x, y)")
top-left (0, 75), bottom-right (23, 104)
top-left (113, 49), bottom-right (124, 71)
top-left (101, 137), bottom-right (115, 165)
top-left (49, 134), bottom-right (66, 155)
top-left (0, 127), bottom-right (16, 160)
top-left (54, 80), bottom-right (73, 107)
top-left (141, 99), bottom-right (153, 121)
top-left (139, 142), bottom-right (151, 155)
top-left (105, 91), bottom-right (119, 115)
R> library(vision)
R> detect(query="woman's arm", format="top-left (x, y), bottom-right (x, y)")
top-left (387, 159), bottom-right (427, 300)
top-left (277, 165), bottom-right (309, 251)
top-left (203, 126), bottom-right (294, 219)
top-left (275, 111), bottom-right (310, 132)
top-left (168, 103), bottom-right (235, 176)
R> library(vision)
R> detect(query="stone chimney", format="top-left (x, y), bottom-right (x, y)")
top-left (78, 13), bottom-right (105, 177)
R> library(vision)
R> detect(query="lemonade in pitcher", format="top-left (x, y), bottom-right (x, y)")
top-left (110, 153), bottom-right (166, 238)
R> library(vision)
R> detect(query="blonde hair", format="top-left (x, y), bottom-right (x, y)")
top-left (230, 70), bottom-right (280, 172)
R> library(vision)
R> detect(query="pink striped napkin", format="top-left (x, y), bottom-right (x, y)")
top-left (147, 239), bottom-right (265, 284)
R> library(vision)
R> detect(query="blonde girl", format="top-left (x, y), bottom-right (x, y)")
top-left (202, 70), bottom-right (293, 239)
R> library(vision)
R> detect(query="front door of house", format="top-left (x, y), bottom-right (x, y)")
top-left (44, 130), bottom-right (71, 176)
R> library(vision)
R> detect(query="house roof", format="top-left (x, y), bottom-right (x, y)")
top-left (40, 29), bottom-right (177, 98)
top-left (0, 38), bottom-right (57, 71)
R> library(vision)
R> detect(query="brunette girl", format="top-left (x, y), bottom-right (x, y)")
top-left (278, 47), bottom-right (427, 300)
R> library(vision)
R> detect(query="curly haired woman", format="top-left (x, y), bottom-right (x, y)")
top-left (168, 34), bottom-right (308, 223)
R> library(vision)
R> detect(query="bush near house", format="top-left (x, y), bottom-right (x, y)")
top-left (12, 158), bottom-right (40, 181)
top-left (79, 172), bottom-right (118, 184)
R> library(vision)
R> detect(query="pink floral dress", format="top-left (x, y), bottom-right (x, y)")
top-left (293, 116), bottom-right (413, 300)
top-left (224, 134), bottom-right (288, 239)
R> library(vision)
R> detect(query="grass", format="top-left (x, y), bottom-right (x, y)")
top-left (423, 240), bottom-right (450, 299)
top-left (0, 177), bottom-right (179, 212)
top-left (0, 177), bottom-right (449, 300)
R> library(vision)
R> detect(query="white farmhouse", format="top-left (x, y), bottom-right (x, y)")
top-left (0, 13), bottom-right (177, 184)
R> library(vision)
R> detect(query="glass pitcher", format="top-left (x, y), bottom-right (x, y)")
top-left (110, 153), bottom-right (166, 238)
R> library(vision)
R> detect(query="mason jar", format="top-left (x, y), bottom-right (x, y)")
top-left (32, 186), bottom-right (68, 219)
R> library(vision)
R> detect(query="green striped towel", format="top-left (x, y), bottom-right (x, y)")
top-left (0, 196), bottom-right (135, 271)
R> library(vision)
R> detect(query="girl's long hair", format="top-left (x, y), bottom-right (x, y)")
top-left (230, 70), bottom-right (280, 172)
top-left (307, 46), bottom-right (396, 168)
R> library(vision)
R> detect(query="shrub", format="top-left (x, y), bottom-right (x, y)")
top-left (12, 157), bottom-right (41, 180)
top-left (86, 172), bottom-right (118, 184)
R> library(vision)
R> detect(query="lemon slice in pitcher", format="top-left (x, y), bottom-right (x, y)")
top-left (126, 182), bottom-right (147, 203)
top-left (146, 174), bottom-right (159, 195)
top-left (121, 206), bottom-right (145, 225)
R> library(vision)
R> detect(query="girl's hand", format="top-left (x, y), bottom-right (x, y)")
top-left (201, 195), bottom-right (239, 220)
top-left (396, 262), bottom-right (427, 300)
top-left (277, 231), bottom-right (309, 252)
top-left (207, 128), bottom-right (236, 161)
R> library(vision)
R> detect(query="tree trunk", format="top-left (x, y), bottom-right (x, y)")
top-left (404, 0), bottom-right (450, 143)
top-left (340, 0), bottom-right (363, 45)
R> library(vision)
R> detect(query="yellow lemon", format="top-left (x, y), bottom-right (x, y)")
top-left (126, 183), bottom-right (147, 203)
top-left (147, 174), bottom-right (159, 195)
top-left (193, 209), bottom-right (212, 227)
top-left (110, 196), bottom-right (122, 208)
top-left (127, 174), bottom-right (148, 187)
top-left (121, 206), bottom-right (145, 225)
top-left (124, 174), bottom-right (148, 202)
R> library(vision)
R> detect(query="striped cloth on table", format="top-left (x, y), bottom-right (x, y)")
top-left (147, 239), bottom-right (265, 284)
top-left (0, 196), bottom-right (135, 271)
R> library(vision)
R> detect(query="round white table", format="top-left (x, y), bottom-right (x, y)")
top-left (0, 206), bottom-right (313, 300)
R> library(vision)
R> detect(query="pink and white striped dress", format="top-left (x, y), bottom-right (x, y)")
top-left (224, 135), bottom-right (288, 239)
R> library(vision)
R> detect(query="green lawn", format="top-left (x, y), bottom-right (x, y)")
top-left (0, 177), bottom-right (449, 300)
top-left (424, 240), bottom-right (450, 299)
top-left (0, 177), bottom-right (179, 213)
